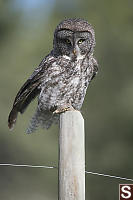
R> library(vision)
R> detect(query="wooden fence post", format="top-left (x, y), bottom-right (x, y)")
top-left (59, 111), bottom-right (85, 200)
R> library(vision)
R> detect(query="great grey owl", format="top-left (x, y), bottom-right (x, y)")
top-left (8, 18), bottom-right (98, 133)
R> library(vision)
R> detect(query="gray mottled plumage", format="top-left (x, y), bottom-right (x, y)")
top-left (8, 18), bottom-right (98, 133)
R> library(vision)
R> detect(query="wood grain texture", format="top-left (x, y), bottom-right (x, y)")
top-left (59, 111), bottom-right (85, 200)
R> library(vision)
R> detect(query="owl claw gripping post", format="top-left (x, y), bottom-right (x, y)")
top-left (8, 18), bottom-right (98, 133)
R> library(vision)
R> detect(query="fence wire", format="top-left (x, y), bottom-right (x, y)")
top-left (0, 163), bottom-right (133, 182)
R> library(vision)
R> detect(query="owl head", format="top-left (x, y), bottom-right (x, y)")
top-left (53, 18), bottom-right (96, 60)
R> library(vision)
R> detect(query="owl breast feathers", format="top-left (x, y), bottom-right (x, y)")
top-left (8, 18), bottom-right (98, 133)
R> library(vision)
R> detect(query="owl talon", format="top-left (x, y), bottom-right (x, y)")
top-left (53, 105), bottom-right (75, 114)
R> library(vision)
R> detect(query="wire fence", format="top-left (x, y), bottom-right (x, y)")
top-left (0, 163), bottom-right (133, 182)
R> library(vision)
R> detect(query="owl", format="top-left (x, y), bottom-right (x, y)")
top-left (8, 18), bottom-right (98, 133)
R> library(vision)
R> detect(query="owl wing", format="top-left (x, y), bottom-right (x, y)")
top-left (91, 57), bottom-right (98, 81)
top-left (8, 55), bottom-right (54, 130)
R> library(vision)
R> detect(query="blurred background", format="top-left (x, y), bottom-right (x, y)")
top-left (0, 0), bottom-right (133, 199)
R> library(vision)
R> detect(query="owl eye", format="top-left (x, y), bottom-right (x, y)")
top-left (65, 39), bottom-right (71, 44)
top-left (78, 39), bottom-right (85, 44)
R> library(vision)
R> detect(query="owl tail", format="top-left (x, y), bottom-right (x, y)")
top-left (26, 108), bottom-right (59, 133)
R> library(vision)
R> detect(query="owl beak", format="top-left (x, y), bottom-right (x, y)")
top-left (73, 49), bottom-right (76, 56)
top-left (70, 48), bottom-right (77, 61)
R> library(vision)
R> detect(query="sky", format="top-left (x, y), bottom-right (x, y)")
top-left (13, 0), bottom-right (55, 11)
top-left (12, 0), bottom-right (56, 24)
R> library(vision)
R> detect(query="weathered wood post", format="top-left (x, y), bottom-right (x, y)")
top-left (59, 111), bottom-right (85, 200)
